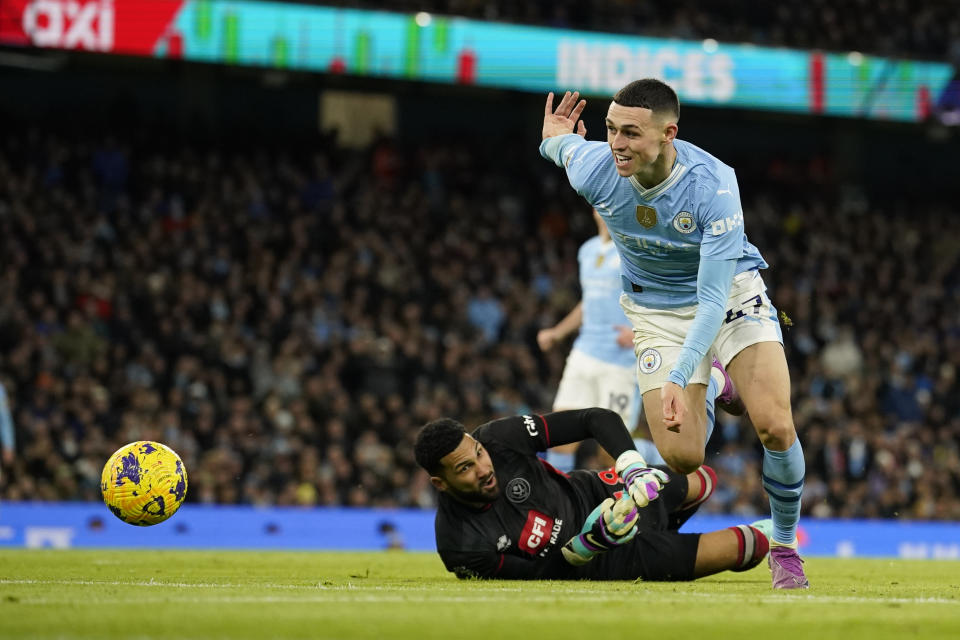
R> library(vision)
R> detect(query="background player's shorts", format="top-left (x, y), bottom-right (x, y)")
top-left (621, 270), bottom-right (782, 395)
top-left (553, 348), bottom-right (639, 429)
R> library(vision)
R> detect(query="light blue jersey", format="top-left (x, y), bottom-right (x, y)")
top-left (574, 235), bottom-right (636, 368)
top-left (542, 135), bottom-right (767, 310)
top-left (0, 383), bottom-right (14, 454)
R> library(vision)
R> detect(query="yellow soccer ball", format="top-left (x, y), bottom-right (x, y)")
top-left (101, 441), bottom-right (188, 526)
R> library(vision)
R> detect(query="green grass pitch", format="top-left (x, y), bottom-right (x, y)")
top-left (1, 550), bottom-right (958, 639)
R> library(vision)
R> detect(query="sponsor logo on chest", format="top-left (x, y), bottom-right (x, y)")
top-left (518, 510), bottom-right (564, 557)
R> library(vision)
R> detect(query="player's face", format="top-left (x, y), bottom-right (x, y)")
top-left (434, 435), bottom-right (500, 505)
top-left (605, 103), bottom-right (675, 177)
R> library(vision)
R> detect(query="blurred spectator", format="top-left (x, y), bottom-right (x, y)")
top-left (467, 286), bottom-right (505, 344)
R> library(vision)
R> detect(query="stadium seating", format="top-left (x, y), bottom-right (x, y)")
top-left (1, 127), bottom-right (958, 520)
top-left (313, 0), bottom-right (960, 60)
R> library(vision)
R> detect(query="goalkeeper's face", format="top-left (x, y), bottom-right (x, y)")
top-left (432, 435), bottom-right (500, 505)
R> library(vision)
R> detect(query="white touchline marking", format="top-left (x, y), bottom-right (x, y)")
top-left (6, 593), bottom-right (960, 607)
top-left (0, 579), bottom-right (957, 606)
top-left (667, 590), bottom-right (960, 606)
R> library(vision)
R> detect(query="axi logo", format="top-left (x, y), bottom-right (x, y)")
top-left (22, 0), bottom-right (114, 51)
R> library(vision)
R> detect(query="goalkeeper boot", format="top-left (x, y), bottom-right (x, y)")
top-left (769, 542), bottom-right (810, 589)
top-left (667, 465), bottom-right (717, 530)
top-left (712, 357), bottom-right (746, 416)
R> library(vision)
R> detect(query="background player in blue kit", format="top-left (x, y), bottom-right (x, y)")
top-left (539, 79), bottom-right (808, 589)
top-left (537, 209), bottom-right (663, 471)
top-left (0, 380), bottom-right (15, 486)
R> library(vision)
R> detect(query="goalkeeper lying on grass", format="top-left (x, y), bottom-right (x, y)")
top-left (414, 409), bottom-right (770, 581)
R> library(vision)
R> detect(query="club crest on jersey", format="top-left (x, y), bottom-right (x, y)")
top-left (636, 205), bottom-right (657, 229)
top-left (639, 348), bottom-right (662, 374)
top-left (672, 212), bottom-right (696, 234)
top-left (507, 477), bottom-right (532, 503)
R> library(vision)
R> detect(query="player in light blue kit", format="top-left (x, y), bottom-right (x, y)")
top-left (539, 79), bottom-right (808, 589)
top-left (0, 381), bottom-right (16, 484)
top-left (537, 210), bottom-right (665, 471)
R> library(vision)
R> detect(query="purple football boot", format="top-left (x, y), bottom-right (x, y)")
top-left (769, 545), bottom-right (810, 589)
top-left (712, 357), bottom-right (746, 416)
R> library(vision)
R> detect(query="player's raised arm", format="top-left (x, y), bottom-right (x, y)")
top-left (537, 302), bottom-right (583, 352)
top-left (538, 94), bottom-right (615, 204)
top-left (486, 408), bottom-right (668, 508)
top-left (476, 408), bottom-right (633, 456)
top-left (543, 91), bottom-right (588, 140)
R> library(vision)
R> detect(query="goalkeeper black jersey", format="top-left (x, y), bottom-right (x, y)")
top-left (432, 410), bottom-right (697, 581)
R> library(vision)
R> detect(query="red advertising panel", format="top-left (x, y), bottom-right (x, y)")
top-left (0, 0), bottom-right (184, 54)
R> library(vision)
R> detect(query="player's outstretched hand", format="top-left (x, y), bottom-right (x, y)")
top-left (536, 328), bottom-right (558, 352)
top-left (615, 450), bottom-right (669, 508)
top-left (543, 91), bottom-right (587, 140)
top-left (561, 495), bottom-right (639, 566)
top-left (614, 325), bottom-right (634, 349)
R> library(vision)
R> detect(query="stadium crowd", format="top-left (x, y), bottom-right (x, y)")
top-left (323, 0), bottom-right (960, 61)
top-left (0, 126), bottom-right (958, 521)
